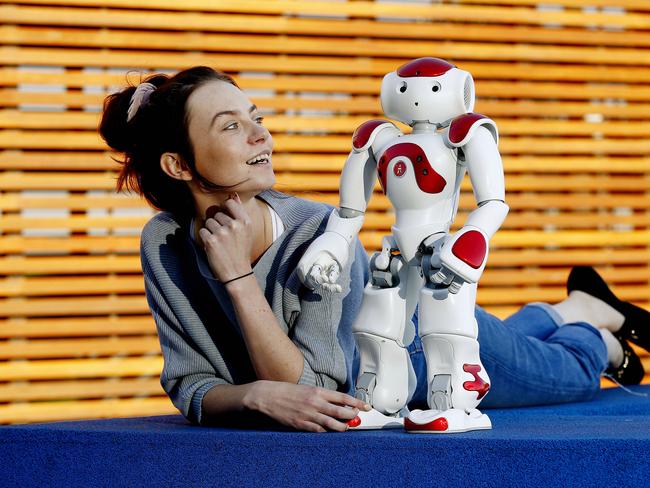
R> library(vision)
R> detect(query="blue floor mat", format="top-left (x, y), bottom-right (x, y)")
top-left (3, 385), bottom-right (650, 488)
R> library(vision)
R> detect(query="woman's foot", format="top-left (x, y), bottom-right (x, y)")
top-left (604, 336), bottom-right (645, 385)
top-left (568, 266), bottom-right (650, 352)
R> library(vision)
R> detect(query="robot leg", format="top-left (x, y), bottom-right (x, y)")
top-left (405, 282), bottom-right (492, 433)
top-left (349, 257), bottom-right (418, 430)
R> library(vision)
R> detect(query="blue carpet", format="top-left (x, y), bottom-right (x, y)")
top-left (2, 386), bottom-right (650, 488)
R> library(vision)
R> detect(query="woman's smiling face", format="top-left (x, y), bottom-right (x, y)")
top-left (185, 80), bottom-right (275, 195)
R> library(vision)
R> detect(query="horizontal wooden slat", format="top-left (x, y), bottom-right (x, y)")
top-left (0, 397), bottom-right (175, 424)
top-left (2, 0), bottom-right (649, 27)
top-left (1, 266), bottom-right (648, 298)
top-left (4, 47), bottom-right (650, 83)
top-left (0, 275), bottom-right (145, 297)
top-left (4, 68), bottom-right (650, 104)
top-left (2, 5), bottom-right (649, 48)
top-left (477, 285), bottom-right (650, 305)
top-left (0, 5), bottom-right (650, 51)
top-left (1, 152), bottom-right (649, 174)
top-left (5, 90), bottom-right (650, 119)
top-left (3, 210), bottom-right (650, 234)
top-left (0, 316), bottom-right (154, 338)
top-left (3, 132), bottom-right (650, 155)
top-left (3, 284), bottom-right (647, 316)
top-left (4, 187), bottom-right (650, 214)
top-left (0, 236), bottom-right (141, 254)
top-left (4, 112), bottom-right (650, 138)
top-left (0, 335), bottom-right (159, 359)
top-left (0, 356), bottom-right (162, 380)
top-left (4, 170), bottom-right (650, 194)
top-left (4, 26), bottom-right (650, 67)
top-left (2, 247), bottom-right (650, 278)
top-left (0, 377), bottom-right (164, 402)
top-left (0, 295), bottom-right (148, 317)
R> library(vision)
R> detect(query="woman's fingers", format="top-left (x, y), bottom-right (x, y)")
top-left (308, 412), bottom-right (349, 433)
top-left (213, 212), bottom-right (234, 227)
top-left (204, 217), bottom-right (222, 234)
top-left (223, 195), bottom-right (250, 223)
top-left (320, 403), bottom-right (359, 421)
top-left (323, 390), bottom-right (370, 411)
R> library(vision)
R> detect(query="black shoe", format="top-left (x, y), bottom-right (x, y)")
top-left (567, 266), bottom-right (650, 352)
top-left (604, 336), bottom-right (645, 385)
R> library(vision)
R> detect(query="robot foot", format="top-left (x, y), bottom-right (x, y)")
top-left (347, 409), bottom-right (405, 430)
top-left (404, 408), bottom-right (491, 434)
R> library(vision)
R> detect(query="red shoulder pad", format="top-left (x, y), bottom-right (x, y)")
top-left (352, 119), bottom-right (396, 151)
top-left (446, 113), bottom-right (498, 147)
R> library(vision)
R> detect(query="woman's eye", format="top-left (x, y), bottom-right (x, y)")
top-left (224, 122), bottom-right (239, 130)
top-left (255, 116), bottom-right (264, 124)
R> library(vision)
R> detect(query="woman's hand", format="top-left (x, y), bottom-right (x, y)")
top-left (245, 381), bottom-right (371, 433)
top-left (199, 193), bottom-right (254, 282)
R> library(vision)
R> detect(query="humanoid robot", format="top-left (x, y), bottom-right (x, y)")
top-left (297, 58), bottom-right (508, 433)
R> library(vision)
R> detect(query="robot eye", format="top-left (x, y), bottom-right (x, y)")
top-left (399, 82), bottom-right (408, 93)
top-left (431, 82), bottom-right (441, 93)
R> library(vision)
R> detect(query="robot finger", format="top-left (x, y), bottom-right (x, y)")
top-left (322, 283), bottom-right (343, 293)
top-left (306, 265), bottom-right (325, 289)
top-left (325, 262), bottom-right (341, 283)
top-left (431, 269), bottom-right (448, 284)
top-left (448, 277), bottom-right (464, 294)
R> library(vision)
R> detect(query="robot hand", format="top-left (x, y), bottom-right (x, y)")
top-left (302, 252), bottom-right (342, 293)
top-left (297, 231), bottom-right (351, 293)
top-left (429, 227), bottom-right (489, 294)
top-left (297, 209), bottom-right (364, 294)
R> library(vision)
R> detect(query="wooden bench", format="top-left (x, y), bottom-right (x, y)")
top-left (1, 0), bottom-right (649, 423)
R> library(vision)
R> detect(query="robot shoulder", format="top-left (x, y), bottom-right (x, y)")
top-left (352, 119), bottom-right (401, 153)
top-left (443, 113), bottom-right (498, 148)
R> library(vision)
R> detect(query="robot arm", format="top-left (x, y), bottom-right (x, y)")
top-left (297, 120), bottom-right (401, 291)
top-left (432, 118), bottom-right (508, 291)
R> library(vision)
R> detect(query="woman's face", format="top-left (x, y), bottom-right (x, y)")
top-left (185, 80), bottom-right (275, 195)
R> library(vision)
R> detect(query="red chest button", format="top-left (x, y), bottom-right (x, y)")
top-left (394, 161), bottom-right (407, 177)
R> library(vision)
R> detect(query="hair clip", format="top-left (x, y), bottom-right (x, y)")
top-left (126, 82), bottom-right (156, 122)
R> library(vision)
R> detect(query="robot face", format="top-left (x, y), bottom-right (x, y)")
top-left (380, 57), bottom-right (475, 126)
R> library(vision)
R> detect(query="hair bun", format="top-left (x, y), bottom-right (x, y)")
top-left (99, 86), bottom-right (137, 153)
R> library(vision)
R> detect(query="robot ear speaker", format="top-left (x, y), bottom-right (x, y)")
top-left (463, 75), bottom-right (474, 111)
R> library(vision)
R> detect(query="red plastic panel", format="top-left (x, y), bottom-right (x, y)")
top-left (448, 113), bottom-right (487, 144)
top-left (352, 120), bottom-right (390, 150)
top-left (397, 57), bottom-right (455, 78)
top-left (463, 364), bottom-right (490, 400)
top-left (404, 416), bottom-right (449, 432)
top-left (451, 230), bottom-right (486, 269)
top-left (377, 143), bottom-right (447, 195)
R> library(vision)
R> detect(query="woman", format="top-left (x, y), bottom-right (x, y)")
top-left (100, 66), bottom-right (648, 432)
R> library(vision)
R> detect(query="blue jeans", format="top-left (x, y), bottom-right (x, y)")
top-left (408, 304), bottom-right (608, 409)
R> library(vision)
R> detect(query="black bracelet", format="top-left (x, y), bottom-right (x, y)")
top-left (222, 270), bottom-right (254, 285)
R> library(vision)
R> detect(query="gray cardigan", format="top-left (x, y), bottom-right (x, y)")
top-left (140, 190), bottom-right (369, 424)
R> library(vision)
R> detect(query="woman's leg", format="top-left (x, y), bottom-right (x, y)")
top-left (477, 305), bottom-right (607, 408)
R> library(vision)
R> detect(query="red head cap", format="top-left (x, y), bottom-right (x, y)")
top-left (396, 58), bottom-right (455, 78)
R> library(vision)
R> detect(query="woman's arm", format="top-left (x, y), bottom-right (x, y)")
top-left (199, 196), bottom-right (306, 383)
top-left (202, 380), bottom-right (369, 432)
top-left (226, 275), bottom-right (304, 383)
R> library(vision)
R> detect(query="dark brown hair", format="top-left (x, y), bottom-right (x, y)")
top-left (99, 66), bottom-right (237, 215)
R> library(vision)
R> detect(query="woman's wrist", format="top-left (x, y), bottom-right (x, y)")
top-left (223, 269), bottom-right (255, 294)
top-left (222, 270), bottom-right (254, 286)
top-left (242, 380), bottom-right (266, 412)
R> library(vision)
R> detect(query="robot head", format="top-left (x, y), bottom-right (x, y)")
top-left (380, 58), bottom-right (475, 126)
